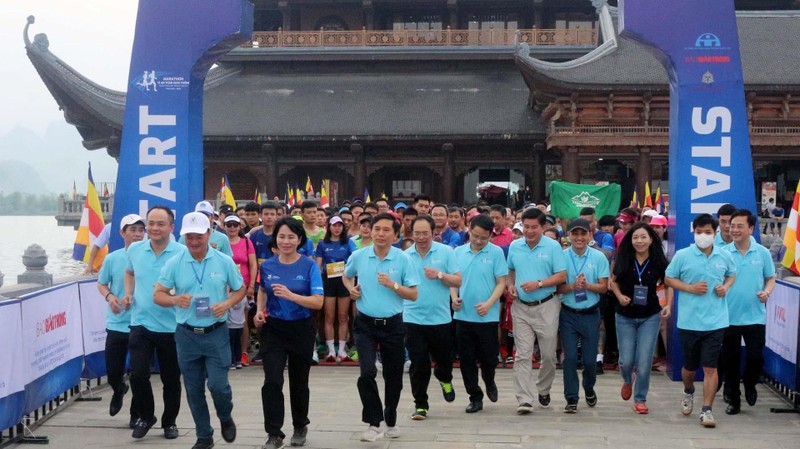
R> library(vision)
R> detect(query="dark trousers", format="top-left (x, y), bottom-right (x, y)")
top-left (353, 313), bottom-right (406, 427)
top-left (260, 317), bottom-right (315, 439)
top-left (721, 324), bottom-right (766, 406)
top-left (229, 327), bottom-right (243, 365)
top-left (105, 329), bottom-right (138, 420)
top-left (406, 322), bottom-right (454, 410)
top-left (128, 325), bottom-right (181, 427)
top-left (560, 309), bottom-right (601, 402)
top-left (456, 320), bottom-right (499, 402)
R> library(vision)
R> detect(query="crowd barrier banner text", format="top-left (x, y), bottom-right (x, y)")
top-left (765, 280), bottom-right (800, 390)
top-left (78, 280), bottom-right (108, 379)
top-left (0, 299), bottom-right (26, 430)
top-left (20, 283), bottom-right (84, 414)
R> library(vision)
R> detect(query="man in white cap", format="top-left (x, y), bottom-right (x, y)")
top-left (97, 214), bottom-right (146, 427)
top-left (180, 201), bottom-right (233, 257)
top-left (154, 212), bottom-right (246, 449)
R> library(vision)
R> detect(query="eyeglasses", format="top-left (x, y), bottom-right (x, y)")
top-left (225, 222), bottom-right (240, 228)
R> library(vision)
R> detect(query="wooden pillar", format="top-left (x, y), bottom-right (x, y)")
top-left (562, 147), bottom-right (580, 183)
top-left (531, 143), bottom-right (546, 200)
top-left (263, 144), bottom-right (278, 199)
top-left (442, 143), bottom-right (455, 204)
top-left (362, 0), bottom-right (374, 30)
top-left (636, 146), bottom-right (651, 204)
top-left (352, 143), bottom-right (366, 199)
top-left (278, 1), bottom-right (291, 30)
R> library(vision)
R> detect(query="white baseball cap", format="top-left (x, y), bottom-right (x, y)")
top-left (642, 209), bottom-right (658, 218)
top-left (329, 216), bottom-right (344, 226)
top-left (194, 200), bottom-right (215, 216)
top-left (120, 214), bottom-right (145, 230)
top-left (180, 212), bottom-right (211, 235)
top-left (512, 222), bottom-right (524, 233)
top-left (224, 215), bottom-right (241, 224)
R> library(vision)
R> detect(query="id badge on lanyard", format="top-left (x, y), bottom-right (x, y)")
top-left (633, 286), bottom-right (649, 306)
top-left (195, 296), bottom-right (211, 318)
top-left (574, 288), bottom-right (588, 303)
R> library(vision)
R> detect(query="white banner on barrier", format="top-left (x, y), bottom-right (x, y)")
top-left (766, 283), bottom-right (799, 363)
top-left (78, 281), bottom-right (107, 356)
top-left (0, 300), bottom-right (26, 429)
top-left (21, 284), bottom-right (84, 382)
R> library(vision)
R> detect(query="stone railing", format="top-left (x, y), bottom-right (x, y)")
top-left (0, 244), bottom-right (88, 298)
top-left (56, 195), bottom-right (113, 228)
top-left (242, 27), bottom-right (597, 48)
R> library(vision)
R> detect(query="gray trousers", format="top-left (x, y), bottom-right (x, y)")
top-left (512, 296), bottom-right (561, 405)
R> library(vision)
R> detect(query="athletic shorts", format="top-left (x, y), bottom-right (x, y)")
top-left (323, 276), bottom-right (349, 298)
top-left (678, 328), bottom-right (725, 371)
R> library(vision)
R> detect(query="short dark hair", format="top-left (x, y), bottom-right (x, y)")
top-left (579, 207), bottom-right (596, 217)
top-left (521, 207), bottom-right (546, 225)
top-left (272, 217), bottom-right (308, 250)
top-left (244, 202), bottom-right (260, 213)
top-left (598, 215), bottom-right (616, 228)
top-left (235, 206), bottom-right (245, 213)
top-left (147, 205), bottom-right (175, 224)
top-left (470, 214), bottom-right (494, 233)
top-left (300, 200), bottom-right (318, 211)
top-left (372, 212), bottom-right (401, 234)
top-left (411, 215), bottom-right (435, 232)
top-left (448, 206), bottom-right (464, 217)
top-left (731, 209), bottom-right (756, 227)
top-left (403, 207), bottom-right (418, 217)
top-left (414, 194), bottom-right (431, 204)
top-left (339, 210), bottom-right (353, 220)
top-left (260, 201), bottom-right (280, 213)
top-left (430, 203), bottom-right (448, 215)
top-left (716, 203), bottom-right (737, 217)
top-left (489, 204), bottom-right (506, 216)
top-left (692, 213), bottom-right (718, 231)
top-left (364, 201), bottom-right (378, 211)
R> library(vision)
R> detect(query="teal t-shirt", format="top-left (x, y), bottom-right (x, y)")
top-left (344, 245), bottom-right (419, 318)
top-left (507, 236), bottom-right (567, 303)
top-left (179, 229), bottom-right (232, 257)
top-left (666, 244), bottom-right (737, 331)
top-left (157, 246), bottom-right (244, 327)
top-left (97, 248), bottom-right (132, 333)
top-left (560, 246), bottom-right (610, 309)
top-left (404, 242), bottom-right (460, 325)
top-left (126, 239), bottom-right (184, 333)
top-left (725, 237), bottom-right (775, 325)
top-left (453, 243), bottom-right (508, 323)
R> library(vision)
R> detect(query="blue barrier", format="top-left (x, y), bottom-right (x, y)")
top-left (763, 280), bottom-right (800, 412)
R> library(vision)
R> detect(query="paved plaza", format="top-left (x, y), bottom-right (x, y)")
top-left (12, 366), bottom-right (800, 449)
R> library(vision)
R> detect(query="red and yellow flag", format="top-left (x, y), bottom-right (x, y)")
top-left (644, 182), bottom-right (653, 208)
top-left (72, 163), bottom-right (107, 271)
top-left (782, 180), bottom-right (800, 275)
top-left (320, 185), bottom-right (329, 208)
top-left (305, 176), bottom-right (314, 195)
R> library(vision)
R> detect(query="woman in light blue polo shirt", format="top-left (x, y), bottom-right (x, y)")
top-left (254, 218), bottom-right (324, 449)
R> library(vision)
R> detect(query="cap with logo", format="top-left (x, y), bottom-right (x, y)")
top-left (329, 216), bottom-right (344, 226)
top-left (616, 213), bottom-right (637, 223)
top-left (642, 209), bottom-right (658, 218)
top-left (194, 200), bottom-right (215, 216)
top-left (512, 222), bottom-right (524, 233)
top-left (218, 204), bottom-right (234, 215)
top-left (180, 212), bottom-right (211, 236)
top-left (567, 218), bottom-right (591, 233)
top-left (120, 214), bottom-right (145, 230)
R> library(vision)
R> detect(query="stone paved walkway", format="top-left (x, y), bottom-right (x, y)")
top-left (10, 365), bottom-right (800, 448)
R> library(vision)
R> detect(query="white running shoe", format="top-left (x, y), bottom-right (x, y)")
top-left (699, 409), bottom-right (716, 428)
top-left (360, 425), bottom-right (384, 442)
top-left (681, 393), bottom-right (694, 416)
top-left (384, 425), bottom-right (400, 438)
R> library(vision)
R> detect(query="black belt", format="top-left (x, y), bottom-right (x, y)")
top-left (358, 312), bottom-right (402, 327)
top-left (561, 303), bottom-right (600, 315)
top-left (180, 321), bottom-right (226, 335)
top-left (518, 293), bottom-right (555, 307)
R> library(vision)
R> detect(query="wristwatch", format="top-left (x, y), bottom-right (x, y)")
top-left (537, 280), bottom-right (544, 288)
top-left (437, 271), bottom-right (444, 280)
top-left (393, 282), bottom-right (400, 291)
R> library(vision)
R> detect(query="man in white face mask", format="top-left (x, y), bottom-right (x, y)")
top-left (665, 213), bottom-right (737, 429)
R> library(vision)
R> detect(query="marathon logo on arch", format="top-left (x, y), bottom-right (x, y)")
top-left (686, 32), bottom-right (731, 51)
top-left (569, 191), bottom-right (601, 209)
top-left (134, 70), bottom-right (190, 94)
top-left (35, 311), bottom-right (67, 337)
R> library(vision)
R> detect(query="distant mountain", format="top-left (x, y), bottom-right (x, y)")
top-left (0, 121), bottom-right (118, 194)
top-left (0, 160), bottom-right (49, 194)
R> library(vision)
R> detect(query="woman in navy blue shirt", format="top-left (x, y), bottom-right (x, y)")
top-left (254, 218), bottom-right (324, 448)
top-left (315, 215), bottom-right (358, 363)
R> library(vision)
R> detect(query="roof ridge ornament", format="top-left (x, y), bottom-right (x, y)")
top-left (591, 0), bottom-right (608, 14)
top-left (23, 15), bottom-right (49, 52)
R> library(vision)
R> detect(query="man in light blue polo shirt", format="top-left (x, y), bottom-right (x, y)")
top-left (452, 214), bottom-right (508, 413)
top-left (343, 212), bottom-right (419, 442)
top-left (97, 213), bottom-right (145, 427)
top-left (506, 207), bottom-right (567, 414)
top-left (666, 213), bottom-right (737, 428)
top-left (721, 209), bottom-right (776, 415)
top-left (154, 212), bottom-right (246, 449)
top-left (179, 201), bottom-right (233, 257)
top-left (404, 215), bottom-right (462, 420)
top-left (124, 206), bottom-right (184, 440)
top-left (555, 219), bottom-right (609, 413)
top-left (713, 203), bottom-right (736, 247)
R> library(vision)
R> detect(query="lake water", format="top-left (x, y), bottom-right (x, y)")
top-left (0, 216), bottom-right (85, 285)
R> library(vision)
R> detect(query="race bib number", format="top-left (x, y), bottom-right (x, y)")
top-left (326, 261), bottom-right (345, 278)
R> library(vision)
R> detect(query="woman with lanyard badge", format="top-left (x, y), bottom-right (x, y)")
top-left (315, 215), bottom-right (358, 363)
top-left (609, 222), bottom-right (672, 414)
top-left (254, 218), bottom-right (324, 449)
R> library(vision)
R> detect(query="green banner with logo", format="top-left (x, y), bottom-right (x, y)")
top-left (548, 181), bottom-right (621, 219)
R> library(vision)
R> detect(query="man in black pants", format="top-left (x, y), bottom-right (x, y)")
top-left (96, 214), bottom-right (145, 428)
top-left (124, 206), bottom-right (184, 440)
top-left (404, 215), bottom-right (462, 420)
top-left (343, 213), bottom-right (419, 442)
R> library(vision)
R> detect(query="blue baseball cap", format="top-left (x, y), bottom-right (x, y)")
top-left (394, 202), bottom-right (408, 211)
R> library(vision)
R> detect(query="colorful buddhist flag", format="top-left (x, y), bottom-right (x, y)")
top-left (296, 185), bottom-right (304, 204)
top-left (320, 185), bottom-right (330, 208)
top-left (644, 182), bottom-right (653, 208)
top-left (781, 179), bottom-right (800, 275)
top-left (220, 176), bottom-right (237, 208)
top-left (286, 183), bottom-right (294, 206)
top-left (654, 184), bottom-right (663, 213)
top-left (305, 176), bottom-right (314, 195)
top-left (254, 188), bottom-right (262, 204)
top-left (630, 190), bottom-right (639, 208)
top-left (73, 163), bottom-right (107, 271)
top-left (364, 188), bottom-right (371, 203)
